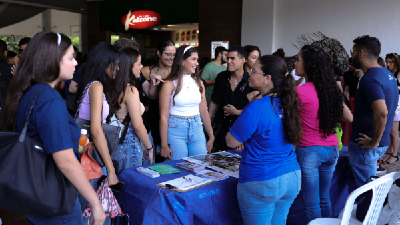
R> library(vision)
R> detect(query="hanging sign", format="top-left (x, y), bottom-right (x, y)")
top-left (122, 10), bottom-right (161, 30)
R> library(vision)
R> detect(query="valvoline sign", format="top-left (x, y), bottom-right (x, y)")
top-left (121, 10), bottom-right (161, 30)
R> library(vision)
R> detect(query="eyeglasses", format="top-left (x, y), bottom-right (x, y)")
top-left (250, 68), bottom-right (265, 75)
top-left (163, 52), bottom-right (175, 57)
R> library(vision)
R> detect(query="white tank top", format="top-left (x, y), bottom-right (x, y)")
top-left (169, 75), bottom-right (201, 116)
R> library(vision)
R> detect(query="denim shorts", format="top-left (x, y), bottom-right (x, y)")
top-left (113, 125), bottom-right (143, 176)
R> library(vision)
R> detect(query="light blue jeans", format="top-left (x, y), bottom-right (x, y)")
top-left (296, 145), bottom-right (338, 223)
top-left (26, 197), bottom-right (83, 225)
top-left (348, 141), bottom-right (388, 188)
top-left (168, 114), bottom-right (207, 160)
top-left (113, 125), bottom-right (143, 176)
top-left (237, 170), bottom-right (301, 225)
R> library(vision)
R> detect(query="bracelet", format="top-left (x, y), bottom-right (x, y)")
top-left (147, 145), bottom-right (154, 151)
top-left (207, 131), bottom-right (213, 134)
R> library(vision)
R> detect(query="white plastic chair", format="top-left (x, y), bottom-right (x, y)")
top-left (309, 172), bottom-right (400, 225)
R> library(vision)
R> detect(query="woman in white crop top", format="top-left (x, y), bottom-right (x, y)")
top-left (159, 45), bottom-right (214, 160)
top-left (109, 48), bottom-right (153, 175)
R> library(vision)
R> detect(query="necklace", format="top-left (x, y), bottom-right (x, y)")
top-left (157, 66), bottom-right (169, 72)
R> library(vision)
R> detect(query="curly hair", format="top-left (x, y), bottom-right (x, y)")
top-left (300, 45), bottom-right (343, 138)
top-left (259, 55), bottom-right (303, 144)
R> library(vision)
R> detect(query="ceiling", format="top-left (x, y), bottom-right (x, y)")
top-left (0, 0), bottom-right (88, 12)
top-left (0, 0), bottom-right (89, 29)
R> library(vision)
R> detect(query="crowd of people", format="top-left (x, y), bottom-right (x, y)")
top-left (0, 31), bottom-right (398, 225)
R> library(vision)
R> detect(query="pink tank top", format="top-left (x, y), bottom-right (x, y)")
top-left (78, 81), bottom-right (109, 123)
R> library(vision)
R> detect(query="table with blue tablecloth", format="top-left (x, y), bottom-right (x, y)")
top-left (115, 147), bottom-right (353, 225)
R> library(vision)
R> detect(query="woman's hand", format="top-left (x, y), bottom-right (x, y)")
top-left (107, 171), bottom-right (118, 186)
top-left (235, 143), bottom-right (244, 151)
top-left (149, 73), bottom-right (165, 85)
top-left (161, 145), bottom-right (172, 160)
top-left (143, 147), bottom-right (154, 164)
top-left (89, 202), bottom-right (106, 225)
top-left (247, 91), bottom-right (260, 102)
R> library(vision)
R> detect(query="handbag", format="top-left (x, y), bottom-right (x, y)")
top-left (74, 81), bottom-right (121, 167)
top-left (0, 87), bottom-right (77, 216)
top-left (80, 143), bottom-right (103, 180)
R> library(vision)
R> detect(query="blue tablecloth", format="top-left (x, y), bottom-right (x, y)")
top-left (115, 148), bottom-right (352, 225)
top-left (114, 158), bottom-right (243, 225)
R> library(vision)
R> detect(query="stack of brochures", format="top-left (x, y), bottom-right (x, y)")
top-left (176, 161), bottom-right (206, 173)
top-left (196, 169), bottom-right (229, 181)
top-left (136, 167), bottom-right (160, 178)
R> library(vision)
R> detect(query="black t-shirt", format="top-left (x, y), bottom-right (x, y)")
top-left (343, 71), bottom-right (360, 98)
top-left (211, 70), bottom-right (255, 149)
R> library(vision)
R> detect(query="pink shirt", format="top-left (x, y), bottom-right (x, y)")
top-left (297, 82), bottom-right (338, 146)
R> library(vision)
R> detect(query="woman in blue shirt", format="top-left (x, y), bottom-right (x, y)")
top-left (1, 31), bottom-right (105, 225)
top-left (226, 55), bottom-right (303, 225)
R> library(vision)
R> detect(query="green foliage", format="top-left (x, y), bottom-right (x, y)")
top-left (69, 36), bottom-right (80, 51)
top-left (111, 35), bottom-right (119, 45)
top-left (0, 35), bottom-right (28, 54)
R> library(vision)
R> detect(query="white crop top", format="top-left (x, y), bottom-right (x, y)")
top-left (169, 75), bottom-right (201, 116)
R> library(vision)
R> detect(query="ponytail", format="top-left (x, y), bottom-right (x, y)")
top-left (259, 55), bottom-right (303, 144)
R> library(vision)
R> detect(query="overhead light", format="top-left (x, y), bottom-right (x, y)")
top-left (197, 30), bottom-right (199, 33)
top-left (80, 8), bottom-right (84, 11)
top-left (167, 25), bottom-right (178, 27)
top-left (161, 28), bottom-right (166, 30)
top-left (153, 28), bottom-right (158, 30)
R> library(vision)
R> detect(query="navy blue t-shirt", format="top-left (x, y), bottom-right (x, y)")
top-left (16, 83), bottom-right (80, 158)
top-left (229, 96), bottom-right (300, 183)
top-left (351, 67), bottom-right (399, 147)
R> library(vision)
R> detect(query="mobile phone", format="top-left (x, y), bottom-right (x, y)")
top-left (109, 181), bottom-right (125, 192)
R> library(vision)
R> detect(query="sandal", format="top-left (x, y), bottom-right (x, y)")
top-left (383, 154), bottom-right (399, 165)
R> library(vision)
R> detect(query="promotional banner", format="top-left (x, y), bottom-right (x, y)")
top-left (211, 41), bottom-right (229, 58)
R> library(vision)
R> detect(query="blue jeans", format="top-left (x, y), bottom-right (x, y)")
top-left (78, 167), bottom-right (111, 225)
top-left (237, 170), bottom-right (301, 225)
top-left (348, 141), bottom-right (388, 188)
top-left (296, 145), bottom-right (338, 223)
top-left (113, 125), bottom-right (143, 176)
top-left (168, 114), bottom-right (207, 160)
top-left (26, 197), bottom-right (83, 225)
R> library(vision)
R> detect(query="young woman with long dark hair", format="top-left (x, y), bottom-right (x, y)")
top-left (295, 45), bottom-right (352, 223)
top-left (159, 45), bottom-right (214, 160)
top-left (226, 55), bottom-right (302, 225)
top-left (141, 39), bottom-right (175, 162)
top-left (74, 42), bottom-right (119, 224)
top-left (382, 53), bottom-right (400, 164)
top-left (2, 31), bottom-right (105, 225)
top-left (110, 47), bottom-right (153, 174)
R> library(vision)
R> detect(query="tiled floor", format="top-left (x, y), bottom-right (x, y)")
top-left (0, 210), bottom-right (27, 225)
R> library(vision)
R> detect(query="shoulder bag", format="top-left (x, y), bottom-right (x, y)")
top-left (74, 81), bottom-right (121, 167)
top-left (0, 87), bottom-right (77, 216)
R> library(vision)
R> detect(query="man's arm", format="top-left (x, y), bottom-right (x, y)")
top-left (203, 79), bottom-right (215, 86)
top-left (356, 99), bottom-right (387, 149)
top-left (209, 100), bottom-right (219, 121)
